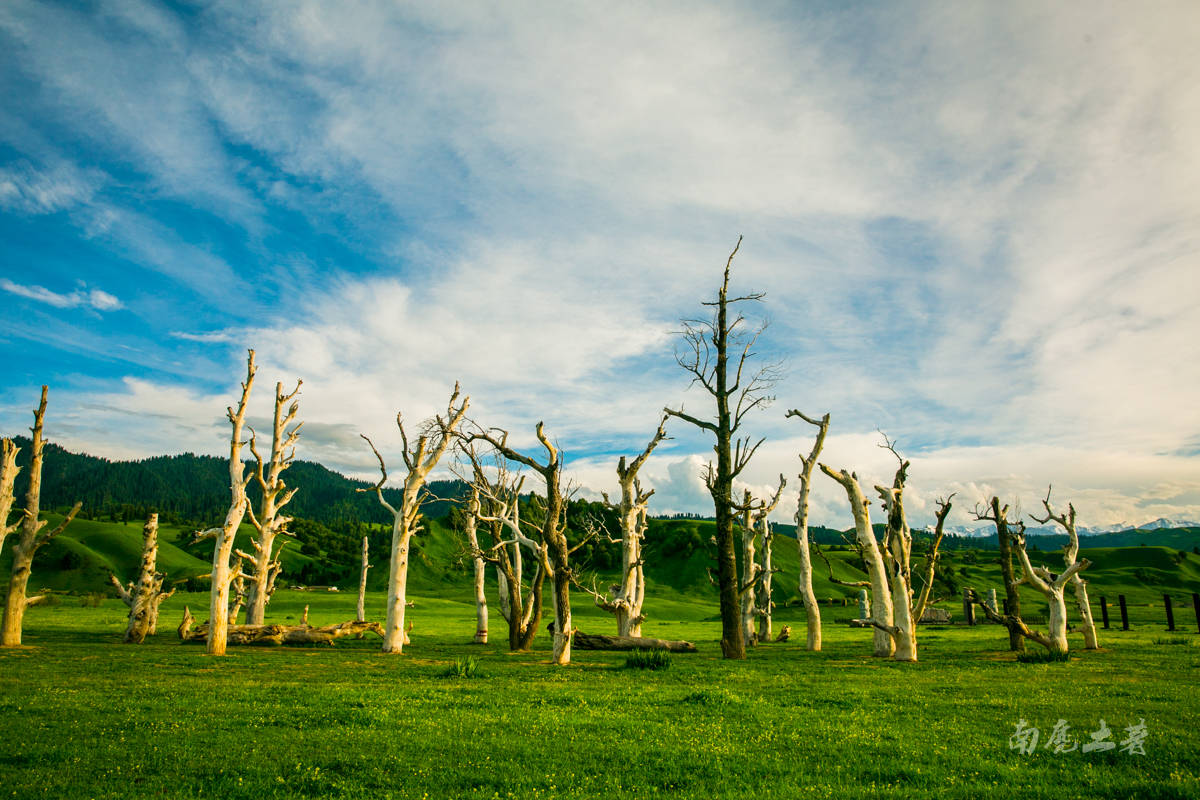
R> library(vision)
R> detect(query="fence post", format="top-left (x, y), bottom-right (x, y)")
top-left (1100, 596), bottom-right (1110, 629)
top-left (1165, 594), bottom-right (1176, 632)
top-left (1194, 593), bottom-right (1200, 634)
top-left (962, 589), bottom-right (976, 626)
top-left (1119, 594), bottom-right (1130, 630)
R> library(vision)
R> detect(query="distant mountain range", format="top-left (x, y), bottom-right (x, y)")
top-left (935, 517), bottom-right (1200, 538)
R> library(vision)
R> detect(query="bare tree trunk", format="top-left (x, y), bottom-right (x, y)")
top-left (596, 417), bottom-right (667, 638)
top-left (110, 514), bottom-right (176, 643)
top-left (464, 487), bottom-right (488, 643)
top-left (469, 422), bottom-right (573, 665)
top-left (751, 476), bottom-right (786, 644)
top-left (820, 464), bottom-right (893, 657)
top-left (787, 410), bottom-right (829, 651)
top-left (874, 463), bottom-right (917, 662)
top-left (665, 237), bottom-right (775, 660)
top-left (738, 492), bottom-right (758, 647)
top-left (357, 535), bottom-right (371, 622)
top-left (975, 498), bottom-right (1025, 652)
top-left (912, 497), bottom-right (955, 623)
top-left (362, 384), bottom-right (469, 654)
top-left (1033, 487), bottom-right (1099, 650)
top-left (195, 350), bottom-right (257, 657)
top-left (243, 380), bottom-right (303, 626)
top-left (0, 438), bottom-right (21, 557)
top-left (1, 387), bottom-right (81, 647)
top-left (1011, 527), bottom-right (1089, 652)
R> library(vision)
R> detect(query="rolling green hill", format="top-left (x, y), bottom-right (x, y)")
top-left (9, 510), bottom-right (1197, 624)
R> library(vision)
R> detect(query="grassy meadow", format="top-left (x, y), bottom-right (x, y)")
top-left (2, 583), bottom-right (1199, 800)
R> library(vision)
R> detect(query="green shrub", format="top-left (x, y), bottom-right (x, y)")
top-left (440, 656), bottom-right (480, 678)
top-left (1016, 649), bottom-right (1070, 663)
top-left (1152, 636), bottom-right (1195, 646)
top-left (624, 648), bottom-right (671, 671)
top-left (78, 592), bottom-right (106, 608)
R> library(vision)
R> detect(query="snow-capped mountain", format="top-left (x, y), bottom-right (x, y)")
top-left (924, 518), bottom-right (1200, 537)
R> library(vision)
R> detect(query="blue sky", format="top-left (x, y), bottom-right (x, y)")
top-left (1, 1), bottom-right (1198, 529)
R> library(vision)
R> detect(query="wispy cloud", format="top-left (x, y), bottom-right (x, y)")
top-left (0, 279), bottom-right (122, 311)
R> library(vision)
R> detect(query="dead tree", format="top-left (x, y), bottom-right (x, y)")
top-left (819, 462), bottom-right (893, 657)
top-left (468, 422), bottom-right (575, 665)
top-left (461, 444), bottom-right (544, 651)
top-left (913, 494), bottom-right (955, 623)
top-left (665, 237), bottom-right (778, 660)
top-left (785, 409), bottom-right (830, 650)
top-left (973, 497), bottom-right (1025, 652)
top-left (109, 513), bottom-right (176, 643)
top-left (753, 475), bottom-right (786, 643)
top-left (194, 350), bottom-right (257, 656)
top-left (356, 535), bottom-right (371, 623)
top-left (1, 387), bottom-right (82, 646)
top-left (360, 383), bottom-right (469, 654)
top-left (969, 521), bottom-right (1089, 653)
top-left (867, 440), bottom-right (920, 661)
top-left (582, 416), bottom-right (669, 637)
top-left (1031, 486), bottom-right (1099, 650)
top-left (241, 379), bottom-right (302, 625)
top-left (572, 630), bottom-right (697, 652)
top-left (178, 605), bottom-right (383, 646)
top-left (463, 485), bottom-right (488, 643)
top-left (0, 438), bottom-right (21, 556)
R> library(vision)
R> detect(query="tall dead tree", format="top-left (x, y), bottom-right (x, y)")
top-left (1, 387), bottom-right (81, 647)
top-left (356, 535), bottom-right (371, 623)
top-left (973, 497), bottom-right (1025, 652)
top-left (579, 416), bottom-right (670, 638)
top-left (468, 423), bottom-right (575, 664)
top-left (361, 383), bottom-right (469, 654)
top-left (0, 438), bottom-right (21, 556)
top-left (753, 475), bottom-right (786, 643)
top-left (785, 409), bottom-right (830, 650)
top-left (913, 493), bottom-right (955, 624)
top-left (819, 462), bottom-right (893, 657)
top-left (194, 350), bottom-right (257, 656)
top-left (241, 379), bottom-right (303, 625)
top-left (666, 237), bottom-right (777, 660)
top-left (1031, 486), bottom-right (1099, 650)
top-left (463, 485), bottom-right (489, 643)
top-left (110, 513), bottom-right (176, 643)
top-left (462, 445), bottom-right (545, 651)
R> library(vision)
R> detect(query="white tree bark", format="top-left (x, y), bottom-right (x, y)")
top-left (242, 380), bottom-right (302, 625)
top-left (361, 384), bottom-right (469, 654)
top-left (738, 490), bottom-right (758, 646)
top-left (1032, 487), bottom-right (1099, 650)
top-left (752, 476), bottom-right (786, 643)
top-left (785, 410), bottom-right (829, 651)
top-left (195, 350), bottom-right (257, 657)
top-left (110, 513), bottom-right (176, 643)
top-left (581, 417), bottom-right (669, 637)
top-left (912, 496), bottom-right (955, 624)
top-left (468, 422), bottom-right (573, 665)
top-left (1, 387), bottom-right (82, 647)
top-left (357, 535), bottom-right (371, 622)
top-left (819, 463), bottom-right (893, 657)
top-left (1011, 527), bottom-right (1090, 652)
top-left (464, 486), bottom-right (488, 643)
top-left (0, 438), bottom-right (21, 557)
top-left (875, 473), bottom-right (916, 662)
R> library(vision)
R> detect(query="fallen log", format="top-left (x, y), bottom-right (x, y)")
top-left (177, 606), bottom-right (384, 646)
top-left (571, 630), bottom-right (697, 653)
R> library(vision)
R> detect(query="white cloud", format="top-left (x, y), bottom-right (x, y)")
top-left (0, 279), bottom-right (123, 311)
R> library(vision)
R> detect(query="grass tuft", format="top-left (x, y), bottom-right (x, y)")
top-left (1153, 636), bottom-right (1196, 646)
top-left (440, 656), bottom-right (481, 678)
top-left (624, 648), bottom-right (672, 670)
top-left (1016, 648), bottom-right (1070, 663)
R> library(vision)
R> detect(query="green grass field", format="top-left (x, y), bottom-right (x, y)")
top-left (2, 585), bottom-right (1198, 800)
